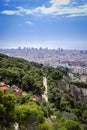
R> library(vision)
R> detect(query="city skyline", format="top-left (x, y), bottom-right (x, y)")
top-left (0, 0), bottom-right (87, 49)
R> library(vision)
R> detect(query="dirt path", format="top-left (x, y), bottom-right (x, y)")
top-left (42, 77), bottom-right (48, 102)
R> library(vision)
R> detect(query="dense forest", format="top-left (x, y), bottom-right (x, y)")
top-left (0, 53), bottom-right (87, 130)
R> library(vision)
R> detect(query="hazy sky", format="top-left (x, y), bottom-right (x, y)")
top-left (0, 0), bottom-right (87, 49)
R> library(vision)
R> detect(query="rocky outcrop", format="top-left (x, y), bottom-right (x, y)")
top-left (57, 80), bottom-right (87, 103)
top-left (57, 80), bottom-right (67, 92)
top-left (69, 85), bottom-right (87, 102)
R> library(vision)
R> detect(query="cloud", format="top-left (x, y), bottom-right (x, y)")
top-left (50, 0), bottom-right (70, 5)
top-left (17, 7), bottom-right (32, 15)
top-left (1, 10), bottom-right (20, 15)
top-left (59, 4), bottom-right (87, 17)
top-left (25, 21), bottom-right (32, 25)
top-left (34, 2), bottom-right (87, 17)
top-left (1, 0), bottom-right (87, 17)
top-left (34, 5), bottom-right (57, 14)
top-left (1, 6), bottom-right (33, 16)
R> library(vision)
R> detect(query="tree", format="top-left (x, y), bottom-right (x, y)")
top-left (0, 68), bottom-right (20, 86)
top-left (65, 120), bottom-right (83, 130)
top-left (0, 90), bottom-right (16, 129)
top-left (49, 70), bottom-right (63, 81)
top-left (62, 112), bottom-right (78, 121)
top-left (39, 122), bottom-right (50, 130)
top-left (22, 74), bottom-right (34, 91)
top-left (15, 101), bottom-right (45, 130)
top-left (60, 100), bottom-right (71, 111)
top-left (52, 119), bottom-right (83, 130)
top-left (48, 86), bottom-right (61, 109)
top-left (82, 110), bottom-right (87, 124)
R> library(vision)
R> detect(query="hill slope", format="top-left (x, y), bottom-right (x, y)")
top-left (0, 53), bottom-right (87, 130)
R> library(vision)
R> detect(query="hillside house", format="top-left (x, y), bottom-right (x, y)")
top-left (0, 82), bottom-right (22, 96)
top-left (11, 86), bottom-right (22, 96)
top-left (0, 82), bottom-right (10, 94)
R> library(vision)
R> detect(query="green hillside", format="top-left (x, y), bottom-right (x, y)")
top-left (0, 53), bottom-right (44, 95)
top-left (0, 53), bottom-right (87, 130)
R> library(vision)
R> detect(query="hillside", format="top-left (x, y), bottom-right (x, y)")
top-left (0, 53), bottom-right (44, 95)
top-left (0, 53), bottom-right (87, 130)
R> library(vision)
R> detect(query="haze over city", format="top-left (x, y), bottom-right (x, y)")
top-left (0, 0), bottom-right (87, 49)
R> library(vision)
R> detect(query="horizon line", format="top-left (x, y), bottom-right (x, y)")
top-left (0, 47), bottom-right (87, 51)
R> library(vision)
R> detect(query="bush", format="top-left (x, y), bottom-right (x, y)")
top-left (65, 120), bottom-right (83, 130)
top-left (39, 122), bottom-right (50, 130)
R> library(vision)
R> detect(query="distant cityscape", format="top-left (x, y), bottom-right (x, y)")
top-left (0, 47), bottom-right (87, 74)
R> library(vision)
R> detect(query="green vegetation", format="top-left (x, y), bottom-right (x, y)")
top-left (0, 53), bottom-right (44, 95)
top-left (0, 89), bottom-right (16, 129)
top-left (15, 102), bottom-right (44, 130)
top-left (71, 81), bottom-right (87, 88)
top-left (0, 53), bottom-right (87, 130)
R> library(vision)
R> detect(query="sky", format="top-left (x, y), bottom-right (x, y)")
top-left (0, 0), bottom-right (87, 49)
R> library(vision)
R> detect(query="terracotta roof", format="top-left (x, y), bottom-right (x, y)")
top-left (0, 86), bottom-right (9, 90)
